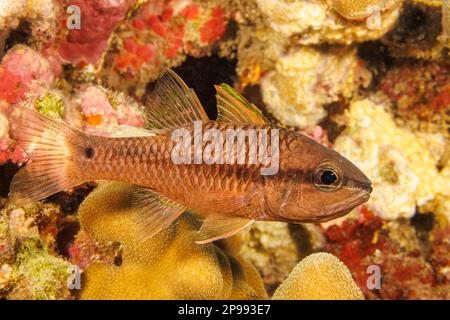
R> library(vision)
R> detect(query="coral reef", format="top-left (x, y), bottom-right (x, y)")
top-left (259, 46), bottom-right (370, 127)
top-left (333, 97), bottom-right (448, 220)
top-left (0, 0), bottom-right (448, 301)
top-left (330, 0), bottom-right (399, 21)
top-left (0, 45), bottom-right (55, 106)
top-left (324, 207), bottom-right (450, 299)
top-left (272, 252), bottom-right (364, 300)
top-left (377, 60), bottom-right (449, 136)
top-left (57, 0), bottom-right (135, 66)
top-left (238, 0), bottom-right (401, 46)
top-left (0, 0), bottom-right (57, 47)
top-left (77, 182), bottom-right (268, 300)
top-left (382, 0), bottom-right (447, 60)
top-left (0, 199), bottom-right (72, 299)
top-left (238, 221), bottom-right (327, 295)
top-left (101, 0), bottom-right (235, 97)
top-left (238, 222), bottom-right (300, 294)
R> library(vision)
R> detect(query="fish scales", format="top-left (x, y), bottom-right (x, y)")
top-left (8, 70), bottom-right (372, 243)
top-left (83, 122), bottom-right (273, 204)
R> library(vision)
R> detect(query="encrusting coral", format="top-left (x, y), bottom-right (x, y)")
top-left (238, 221), bottom-right (300, 293)
top-left (77, 182), bottom-right (268, 300)
top-left (377, 60), bottom-right (449, 136)
top-left (101, 0), bottom-right (235, 96)
top-left (272, 252), bottom-right (364, 300)
top-left (239, 0), bottom-right (401, 46)
top-left (333, 97), bottom-right (448, 220)
top-left (259, 46), bottom-right (370, 128)
top-left (324, 207), bottom-right (450, 299)
top-left (0, 199), bottom-right (72, 299)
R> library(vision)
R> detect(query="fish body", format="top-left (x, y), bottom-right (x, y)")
top-left (9, 70), bottom-right (372, 243)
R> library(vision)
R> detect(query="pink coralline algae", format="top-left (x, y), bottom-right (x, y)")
top-left (0, 46), bottom-right (55, 165)
top-left (68, 230), bottom-right (118, 271)
top-left (0, 45), bottom-right (55, 105)
top-left (58, 0), bottom-right (136, 65)
top-left (0, 113), bottom-right (27, 165)
top-left (74, 85), bottom-right (144, 135)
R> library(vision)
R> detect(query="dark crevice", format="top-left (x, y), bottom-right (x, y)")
top-left (172, 55), bottom-right (237, 120)
top-left (4, 20), bottom-right (32, 52)
top-left (0, 162), bottom-right (20, 197)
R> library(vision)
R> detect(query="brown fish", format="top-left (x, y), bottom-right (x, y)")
top-left (8, 70), bottom-right (372, 243)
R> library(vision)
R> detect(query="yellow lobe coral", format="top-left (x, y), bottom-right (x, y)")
top-left (272, 253), bottom-right (364, 300)
top-left (77, 182), bottom-right (268, 300)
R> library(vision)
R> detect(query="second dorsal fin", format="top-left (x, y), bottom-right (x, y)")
top-left (215, 83), bottom-right (270, 125)
top-left (144, 69), bottom-right (209, 134)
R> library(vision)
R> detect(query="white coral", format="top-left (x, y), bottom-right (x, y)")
top-left (254, 0), bottom-right (400, 45)
top-left (334, 98), bottom-right (449, 219)
top-left (260, 46), bottom-right (367, 128)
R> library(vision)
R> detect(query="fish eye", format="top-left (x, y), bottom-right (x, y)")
top-left (313, 165), bottom-right (342, 192)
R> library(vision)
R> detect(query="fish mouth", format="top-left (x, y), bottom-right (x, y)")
top-left (348, 178), bottom-right (373, 194)
top-left (316, 189), bottom-right (372, 222)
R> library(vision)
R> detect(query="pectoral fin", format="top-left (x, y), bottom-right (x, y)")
top-left (196, 214), bottom-right (254, 244)
top-left (131, 186), bottom-right (187, 240)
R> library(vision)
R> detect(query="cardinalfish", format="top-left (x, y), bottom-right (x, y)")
top-left (8, 70), bottom-right (372, 244)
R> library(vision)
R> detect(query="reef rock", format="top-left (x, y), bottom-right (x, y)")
top-left (260, 46), bottom-right (370, 128)
top-left (333, 97), bottom-right (448, 219)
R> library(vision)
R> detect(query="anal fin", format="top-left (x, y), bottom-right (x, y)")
top-left (196, 214), bottom-right (254, 244)
top-left (132, 187), bottom-right (187, 240)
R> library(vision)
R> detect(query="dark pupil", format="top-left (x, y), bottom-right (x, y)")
top-left (320, 170), bottom-right (337, 185)
top-left (84, 147), bottom-right (94, 159)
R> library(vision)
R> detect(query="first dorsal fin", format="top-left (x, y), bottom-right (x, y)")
top-left (196, 214), bottom-right (254, 244)
top-left (132, 186), bottom-right (187, 241)
top-left (215, 83), bottom-right (270, 125)
top-left (144, 69), bottom-right (209, 134)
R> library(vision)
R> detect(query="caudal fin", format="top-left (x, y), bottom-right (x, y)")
top-left (9, 107), bottom-right (87, 206)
